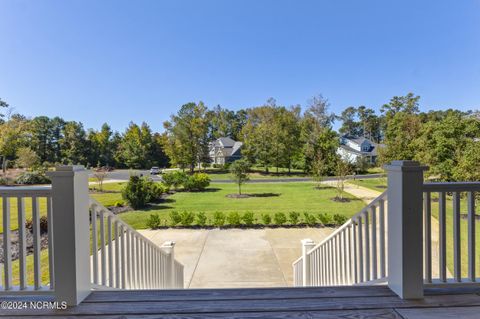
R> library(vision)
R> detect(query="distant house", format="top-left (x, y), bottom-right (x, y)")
top-left (209, 137), bottom-right (243, 165)
top-left (337, 135), bottom-right (384, 164)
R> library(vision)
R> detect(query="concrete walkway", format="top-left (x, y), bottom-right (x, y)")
top-left (139, 227), bottom-right (334, 288)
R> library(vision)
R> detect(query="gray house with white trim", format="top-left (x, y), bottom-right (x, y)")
top-left (209, 137), bottom-right (243, 165)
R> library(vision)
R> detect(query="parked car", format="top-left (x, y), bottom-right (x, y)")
top-left (150, 167), bottom-right (160, 175)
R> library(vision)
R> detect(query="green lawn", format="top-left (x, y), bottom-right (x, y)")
top-left (91, 182), bottom-right (366, 229)
top-left (348, 177), bottom-right (387, 192)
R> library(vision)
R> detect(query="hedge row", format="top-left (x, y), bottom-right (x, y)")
top-left (146, 211), bottom-right (349, 229)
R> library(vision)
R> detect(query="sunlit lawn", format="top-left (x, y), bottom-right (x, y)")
top-left (91, 182), bottom-right (366, 229)
top-left (348, 177), bottom-right (387, 192)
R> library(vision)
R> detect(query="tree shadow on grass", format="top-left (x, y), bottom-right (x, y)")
top-left (226, 193), bottom-right (281, 198)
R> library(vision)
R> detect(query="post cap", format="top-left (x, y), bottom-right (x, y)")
top-left (301, 239), bottom-right (315, 246)
top-left (47, 165), bottom-right (87, 177)
top-left (384, 160), bottom-right (428, 172)
top-left (161, 241), bottom-right (176, 248)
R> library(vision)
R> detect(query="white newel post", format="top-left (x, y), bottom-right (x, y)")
top-left (385, 160), bottom-right (427, 299)
top-left (161, 241), bottom-right (176, 288)
top-left (47, 166), bottom-right (91, 306)
top-left (301, 239), bottom-right (315, 287)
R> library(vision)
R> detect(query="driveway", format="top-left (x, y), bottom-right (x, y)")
top-left (139, 227), bottom-right (334, 288)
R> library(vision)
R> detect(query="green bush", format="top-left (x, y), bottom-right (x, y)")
top-left (273, 212), bottom-right (287, 225)
top-left (333, 214), bottom-right (348, 226)
top-left (0, 177), bottom-right (8, 185)
top-left (114, 201), bottom-right (124, 207)
top-left (149, 183), bottom-right (168, 201)
top-left (162, 171), bottom-right (188, 190)
top-left (184, 173), bottom-right (211, 191)
top-left (121, 176), bottom-right (165, 209)
top-left (169, 211), bottom-right (181, 226)
top-left (147, 213), bottom-right (161, 229)
top-left (213, 211), bottom-right (225, 227)
top-left (197, 212), bottom-right (207, 226)
top-left (261, 213), bottom-right (271, 225)
top-left (318, 213), bottom-right (334, 226)
top-left (289, 212), bottom-right (300, 225)
top-left (15, 171), bottom-right (50, 185)
top-left (242, 212), bottom-right (255, 226)
top-left (227, 212), bottom-right (241, 226)
top-left (180, 211), bottom-right (195, 226)
top-left (304, 212), bottom-right (317, 226)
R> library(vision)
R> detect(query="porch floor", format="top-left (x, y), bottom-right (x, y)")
top-left (3, 285), bottom-right (480, 318)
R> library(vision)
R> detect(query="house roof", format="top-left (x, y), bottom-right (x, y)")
top-left (211, 137), bottom-right (243, 158)
top-left (217, 137), bottom-right (236, 148)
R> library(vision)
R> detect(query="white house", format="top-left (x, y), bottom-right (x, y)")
top-left (209, 137), bottom-right (243, 165)
top-left (337, 135), bottom-right (383, 164)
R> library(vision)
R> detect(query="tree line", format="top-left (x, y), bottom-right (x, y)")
top-left (1, 94), bottom-right (479, 181)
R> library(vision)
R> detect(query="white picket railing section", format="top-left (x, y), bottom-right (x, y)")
top-left (293, 191), bottom-right (387, 287)
top-left (422, 182), bottom-right (480, 285)
top-left (89, 199), bottom-right (184, 290)
top-left (0, 166), bottom-right (184, 304)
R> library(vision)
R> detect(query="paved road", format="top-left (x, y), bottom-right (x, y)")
top-left (89, 169), bottom-right (383, 183)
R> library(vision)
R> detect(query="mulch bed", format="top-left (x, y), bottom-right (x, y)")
top-left (330, 197), bottom-right (351, 203)
top-left (0, 230), bottom-right (49, 263)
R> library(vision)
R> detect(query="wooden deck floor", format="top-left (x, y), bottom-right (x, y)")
top-left (2, 285), bottom-right (480, 318)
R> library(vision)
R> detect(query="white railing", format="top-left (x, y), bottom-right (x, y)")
top-left (0, 186), bottom-right (54, 294)
top-left (0, 166), bottom-right (184, 306)
top-left (89, 199), bottom-right (184, 290)
top-left (422, 182), bottom-right (480, 285)
top-left (293, 191), bottom-right (387, 287)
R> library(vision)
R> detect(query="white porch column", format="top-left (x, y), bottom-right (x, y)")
top-left (161, 241), bottom-right (176, 288)
top-left (47, 166), bottom-right (91, 306)
top-left (301, 239), bottom-right (316, 286)
top-left (385, 160), bottom-right (427, 299)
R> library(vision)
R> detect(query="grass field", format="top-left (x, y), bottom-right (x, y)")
top-left (348, 177), bottom-right (387, 192)
top-left (90, 182), bottom-right (365, 229)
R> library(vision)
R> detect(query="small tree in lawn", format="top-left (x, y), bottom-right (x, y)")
top-left (93, 166), bottom-right (108, 192)
top-left (16, 147), bottom-right (40, 170)
top-left (335, 157), bottom-right (352, 201)
top-left (229, 159), bottom-right (251, 195)
top-left (311, 152), bottom-right (326, 189)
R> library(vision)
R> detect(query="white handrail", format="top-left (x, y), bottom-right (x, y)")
top-left (89, 198), bottom-right (184, 289)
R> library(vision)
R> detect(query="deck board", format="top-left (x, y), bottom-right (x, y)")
top-left (2, 286), bottom-right (480, 318)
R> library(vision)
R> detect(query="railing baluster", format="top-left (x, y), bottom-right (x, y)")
top-left (342, 229), bottom-right (348, 285)
top-left (99, 210), bottom-right (106, 286)
top-left (353, 220), bottom-right (358, 284)
top-left (120, 225), bottom-right (126, 289)
top-left (114, 221), bottom-right (120, 288)
top-left (126, 229), bottom-right (131, 289)
top-left (453, 192), bottom-right (461, 282)
top-left (32, 196), bottom-right (41, 289)
top-left (424, 192), bottom-right (432, 283)
top-left (107, 215), bottom-right (113, 287)
top-left (379, 199), bottom-right (386, 279)
top-left (91, 205), bottom-right (98, 285)
top-left (17, 197), bottom-right (27, 290)
top-left (371, 206), bottom-right (377, 280)
top-left (364, 211), bottom-right (370, 281)
top-left (46, 196), bottom-right (54, 289)
top-left (2, 196), bottom-right (12, 290)
top-left (468, 191), bottom-right (476, 281)
top-left (358, 216), bottom-right (364, 283)
top-left (439, 191), bottom-right (447, 282)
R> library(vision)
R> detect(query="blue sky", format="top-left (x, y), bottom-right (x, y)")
top-left (1, 0), bottom-right (479, 132)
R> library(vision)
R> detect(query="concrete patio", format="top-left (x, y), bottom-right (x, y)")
top-left (139, 227), bottom-right (334, 288)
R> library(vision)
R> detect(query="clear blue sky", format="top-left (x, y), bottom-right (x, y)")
top-left (1, 0), bottom-right (479, 132)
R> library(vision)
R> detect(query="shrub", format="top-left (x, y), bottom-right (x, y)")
top-left (147, 213), bottom-right (161, 229)
top-left (183, 173), bottom-right (210, 191)
top-left (169, 211), bottom-right (181, 226)
top-left (121, 176), bottom-right (165, 209)
top-left (15, 171), bottom-right (50, 185)
top-left (25, 216), bottom-right (48, 234)
top-left (242, 212), bottom-right (255, 226)
top-left (289, 212), bottom-right (300, 225)
top-left (273, 212), bottom-right (287, 225)
top-left (333, 214), bottom-right (348, 226)
top-left (180, 211), bottom-right (195, 226)
top-left (0, 177), bottom-right (8, 185)
top-left (227, 212), bottom-right (241, 226)
top-left (161, 171), bottom-right (188, 190)
top-left (197, 212), bottom-right (207, 226)
top-left (114, 201), bottom-right (124, 207)
top-left (261, 213), bottom-right (271, 225)
top-left (213, 211), bottom-right (225, 227)
top-left (318, 213), bottom-right (334, 226)
top-left (304, 212), bottom-right (317, 226)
